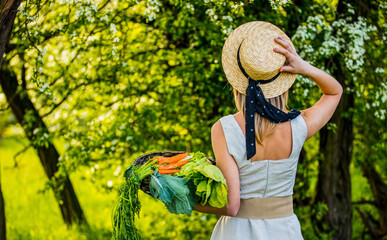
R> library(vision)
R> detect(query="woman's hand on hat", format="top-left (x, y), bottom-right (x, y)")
top-left (273, 37), bottom-right (310, 75)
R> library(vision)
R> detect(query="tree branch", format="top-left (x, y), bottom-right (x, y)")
top-left (352, 200), bottom-right (376, 205)
top-left (13, 144), bottom-right (32, 167)
top-left (41, 82), bottom-right (90, 118)
top-left (355, 207), bottom-right (379, 239)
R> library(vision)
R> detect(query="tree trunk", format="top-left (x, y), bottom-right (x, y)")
top-left (0, 68), bottom-right (87, 226)
top-left (0, 0), bottom-right (22, 67)
top-left (316, 59), bottom-right (353, 239)
top-left (361, 164), bottom-right (387, 238)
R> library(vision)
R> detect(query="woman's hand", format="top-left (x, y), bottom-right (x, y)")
top-left (273, 36), bottom-right (311, 75)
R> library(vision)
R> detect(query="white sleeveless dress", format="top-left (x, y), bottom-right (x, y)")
top-left (210, 114), bottom-right (307, 240)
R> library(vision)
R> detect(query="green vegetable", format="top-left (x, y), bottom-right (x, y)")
top-left (111, 152), bottom-right (228, 240)
top-left (208, 182), bottom-right (228, 208)
top-left (111, 179), bottom-right (141, 240)
top-left (124, 159), bottom-right (156, 181)
top-left (177, 156), bottom-right (207, 177)
top-left (149, 171), bottom-right (199, 216)
top-left (112, 159), bottom-right (157, 240)
top-left (195, 164), bottom-right (226, 185)
top-left (176, 152), bottom-right (228, 208)
top-left (196, 180), bottom-right (207, 202)
top-left (149, 172), bottom-right (173, 204)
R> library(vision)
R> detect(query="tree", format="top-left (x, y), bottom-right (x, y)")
top-left (0, 1), bottom-right (23, 238)
top-left (292, 0), bottom-right (386, 238)
top-left (0, 0), bottom-right (86, 226)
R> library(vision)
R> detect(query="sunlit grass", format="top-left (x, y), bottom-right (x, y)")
top-left (1, 137), bottom-right (114, 240)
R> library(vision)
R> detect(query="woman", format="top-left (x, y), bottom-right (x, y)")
top-left (195, 21), bottom-right (342, 239)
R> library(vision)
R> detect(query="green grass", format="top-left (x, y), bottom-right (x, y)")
top-left (1, 136), bottom-right (114, 240)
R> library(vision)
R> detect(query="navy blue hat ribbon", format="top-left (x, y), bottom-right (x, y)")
top-left (237, 41), bottom-right (300, 160)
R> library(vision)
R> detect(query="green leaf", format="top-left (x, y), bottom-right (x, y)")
top-left (208, 182), bottom-right (227, 208)
top-left (194, 164), bottom-right (226, 184)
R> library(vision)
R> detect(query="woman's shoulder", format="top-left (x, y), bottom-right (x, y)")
top-left (212, 113), bottom-right (241, 129)
top-left (211, 115), bottom-right (228, 134)
top-left (212, 113), bottom-right (237, 134)
top-left (217, 114), bottom-right (235, 121)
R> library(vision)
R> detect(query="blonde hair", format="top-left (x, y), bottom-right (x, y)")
top-left (233, 88), bottom-right (289, 144)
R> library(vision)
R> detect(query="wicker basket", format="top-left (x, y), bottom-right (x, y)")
top-left (133, 151), bottom-right (215, 196)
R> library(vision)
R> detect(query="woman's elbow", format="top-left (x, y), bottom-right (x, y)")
top-left (337, 84), bottom-right (343, 97)
top-left (225, 201), bottom-right (240, 217)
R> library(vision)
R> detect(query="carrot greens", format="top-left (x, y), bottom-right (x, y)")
top-left (112, 159), bottom-right (157, 240)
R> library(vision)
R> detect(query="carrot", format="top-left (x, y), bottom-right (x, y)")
top-left (159, 169), bottom-right (181, 174)
top-left (159, 159), bottom-right (190, 170)
top-left (158, 153), bottom-right (189, 165)
top-left (156, 156), bottom-right (170, 164)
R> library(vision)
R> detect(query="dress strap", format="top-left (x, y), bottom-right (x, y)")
top-left (219, 115), bottom-right (246, 163)
top-left (289, 114), bottom-right (308, 159)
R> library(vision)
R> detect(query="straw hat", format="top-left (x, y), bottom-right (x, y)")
top-left (222, 21), bottom-right (297, 98)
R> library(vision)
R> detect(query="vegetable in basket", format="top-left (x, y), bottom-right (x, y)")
top-left (175, 152), bottom-right (228, 208)
top-left (149, 171), bottom-right (199, 216)
top-left (111, 151), bottom-right (229, 240)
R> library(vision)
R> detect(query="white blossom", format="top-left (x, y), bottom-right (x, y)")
top-left (292, 12), bottom-right (378, 76)
top-left (184, 3), bottom-right (195, 12)
top-left (222, 25), bottom-right (234, 36)
top-left (375, 67), bottom-right (385, 73)
top-left (40, 83), bottom-right (49, 92)
top-left (144, 0), bottom-right (161, 21)
top-left (107, 181), bottom-right (113, 187)
top-left (222, 15), bottom-right (233, 22)
top-left (110, 23), bottom-right (117, 34)
top-left (100, 15), bottom-right (108, 22)
top-left (269, 0), bottom-right (291, 10)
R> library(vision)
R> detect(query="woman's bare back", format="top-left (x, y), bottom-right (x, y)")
top-left (233, 112), bottom-right (293, 162)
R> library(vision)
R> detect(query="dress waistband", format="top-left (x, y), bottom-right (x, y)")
top-left (235, 195), bottom-right (293, 219)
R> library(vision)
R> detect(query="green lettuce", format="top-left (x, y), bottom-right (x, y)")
top-left (176, 152), bottom-right (228, 208)
top-left (194, 164), bottom-right (227, 185)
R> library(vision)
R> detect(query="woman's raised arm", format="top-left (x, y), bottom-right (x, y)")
top-left (273, 37), bottom-right (343, 140)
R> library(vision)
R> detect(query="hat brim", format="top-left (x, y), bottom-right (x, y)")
top-left (222, 21), bottom-right (297, 98)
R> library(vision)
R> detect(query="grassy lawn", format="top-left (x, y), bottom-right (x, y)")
top-left (1, 136), bottom-right (115, 240)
